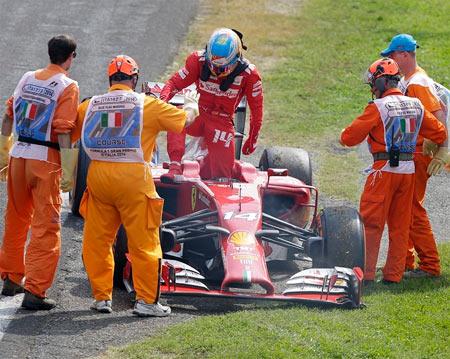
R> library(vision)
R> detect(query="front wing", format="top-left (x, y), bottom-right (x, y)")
top-left (159, 259), bottom-right (364, 309)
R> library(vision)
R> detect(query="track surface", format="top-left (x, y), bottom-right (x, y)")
top-left (0, 1), bottom-right (201, 358)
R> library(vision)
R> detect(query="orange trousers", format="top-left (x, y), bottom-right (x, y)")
top-left (360, 170), bottom-right (414, 282)
top-left (405, 153), bottom-right (440, 275)
top-left (80, 162), bottom-right (163, 303)
top-left (0, 157), bottom-right (62, 297)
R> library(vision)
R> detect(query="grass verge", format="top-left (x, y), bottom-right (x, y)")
top-left (107, 243), bottom-right (449, 358)
top-left (162, 0), bottom-right (450, 202)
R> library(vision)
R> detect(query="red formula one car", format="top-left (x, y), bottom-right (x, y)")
top-left (71, 82), bottom-right (365, 309)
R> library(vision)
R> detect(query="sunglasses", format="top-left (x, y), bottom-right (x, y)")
top-left (72, 51), bottom-right (77, 58)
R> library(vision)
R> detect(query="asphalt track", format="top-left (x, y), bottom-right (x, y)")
top-left (0, 1), bottom-right (449, 358)
top-left (0, 1), bottom-right (202, 357)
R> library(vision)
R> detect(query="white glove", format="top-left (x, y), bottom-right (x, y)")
top-left (183, 90), bottom-right (200, 118)
top-left (427, 146), bottom-right (450, 176)
top-left (423, 139), bottom-right (439, 156)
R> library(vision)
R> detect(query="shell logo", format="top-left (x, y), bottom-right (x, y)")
top-left (229, 231), bottom-right (254, 246)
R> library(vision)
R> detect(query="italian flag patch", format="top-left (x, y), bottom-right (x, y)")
top-left (22, 102), bottom-right (37, 120)
top-left (101, 112), bottom-right (123, 128)
top-left (400, 118), bottom-right (416, 133)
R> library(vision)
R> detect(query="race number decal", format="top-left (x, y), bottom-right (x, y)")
top-left (212, 129), bottom-right (233, 148)
top-left (223, 211), bottom-right (258, 221)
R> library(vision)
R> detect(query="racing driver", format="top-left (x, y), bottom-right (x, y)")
top-left (73, 55), bottom-right (199, 316)
top-left (159, 27), bottom-right (264, 181)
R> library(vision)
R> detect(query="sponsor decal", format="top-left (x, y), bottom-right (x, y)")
top-left (229, 231), bottom-right (254, 246)
top-left (198, 81), bottom-right (239, 98)
top-left (178, 67), bottom-right (189, 79)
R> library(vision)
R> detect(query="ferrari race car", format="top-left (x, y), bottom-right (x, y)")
top-left (71, 82), bottom-right (366, 309)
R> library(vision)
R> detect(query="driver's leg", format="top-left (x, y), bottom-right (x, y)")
top-left (203, 117), bottom-right (235, 179)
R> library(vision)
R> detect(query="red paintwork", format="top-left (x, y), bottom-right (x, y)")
top-left (151, 160), bottom-right (313, 297)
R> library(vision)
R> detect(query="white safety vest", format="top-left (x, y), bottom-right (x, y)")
top-left (11, 71), bottom-right (76, 161)
top-left (433, 82), bottom-right (450, 125)
top-left (82, 90), bottom-right (145, 163)
top-left (372, 94), bottom-right (424, 174)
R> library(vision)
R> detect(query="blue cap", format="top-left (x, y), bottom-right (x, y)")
top-left (380, 34), bottom-right (419, 56)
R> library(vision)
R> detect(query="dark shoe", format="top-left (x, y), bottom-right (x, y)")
top-left (21, 290), bottom-right (56, 310)
top-left (1, 277), bottom-right (24, 296)
top-left (403, 269), bottom-right (438, 279)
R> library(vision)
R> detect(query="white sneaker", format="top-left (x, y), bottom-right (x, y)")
top-left (132, 300), bottom-right (171, 317)
top-left (90, 300), bottom-right (112, 313)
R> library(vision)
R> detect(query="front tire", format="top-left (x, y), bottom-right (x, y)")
top-left (312, 206), bottom-right (365, 270)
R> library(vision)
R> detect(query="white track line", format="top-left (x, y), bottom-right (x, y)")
top-left (0, 294), bottom-right (24, 341)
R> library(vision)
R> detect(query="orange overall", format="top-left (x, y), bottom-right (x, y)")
top-left (74, 84), bottom-right (186, 303)
top-left (0, 64), bottom-right (79, 297)
top-left (340, 89), bottom-right (446, 282)
top-left (401, 67), bottom-right (443, 275)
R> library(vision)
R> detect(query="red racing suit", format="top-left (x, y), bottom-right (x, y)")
top-left (160, 50), bottom-right (263, 179)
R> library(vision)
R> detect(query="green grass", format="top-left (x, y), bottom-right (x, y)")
top-left (108, 243), bottom-right (450, 358)
top-left (262, 0), bottom-right (450, 200)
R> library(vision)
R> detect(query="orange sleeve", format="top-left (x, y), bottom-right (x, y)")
top-left (146, 97), bottom-right (186, 133)
top-left (71, 99), bottom-right (90, 143)
top-left (407, 84), bottom-right (441, 113)
top-left (5, 96), bottom-right (13, 118)
top-left (340, 103), bottom-right (380, 147)
top-left (419, 109), bottom-right (447, 145)
top-left (52, 82), bottom-right (80, 134)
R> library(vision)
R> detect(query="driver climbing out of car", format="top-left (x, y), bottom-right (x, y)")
top-left (159, 27), bottom-right (264, 181)
top-left (340, 58), bottom-right (446, 284)
top-left (72, 55), bottom-right (199, 316)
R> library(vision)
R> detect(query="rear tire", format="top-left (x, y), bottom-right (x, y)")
top-left (113, 226), bottom-right (128, 288)
top-left (312, 206), bottom-right (365, 270)
top-left (70, 143), bottom-right (90, 216)
top-left (259, 146), bottom-right (312, 186)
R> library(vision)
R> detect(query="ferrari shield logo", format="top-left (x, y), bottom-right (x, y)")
top-left (191, 186), bottom-right (197, 211)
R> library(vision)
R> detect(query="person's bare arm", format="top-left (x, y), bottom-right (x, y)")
top-left (1, 114), bottom-right (13, 137)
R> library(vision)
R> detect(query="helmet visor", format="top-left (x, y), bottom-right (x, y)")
top-left (207, 55), bottom-right (238, 77)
